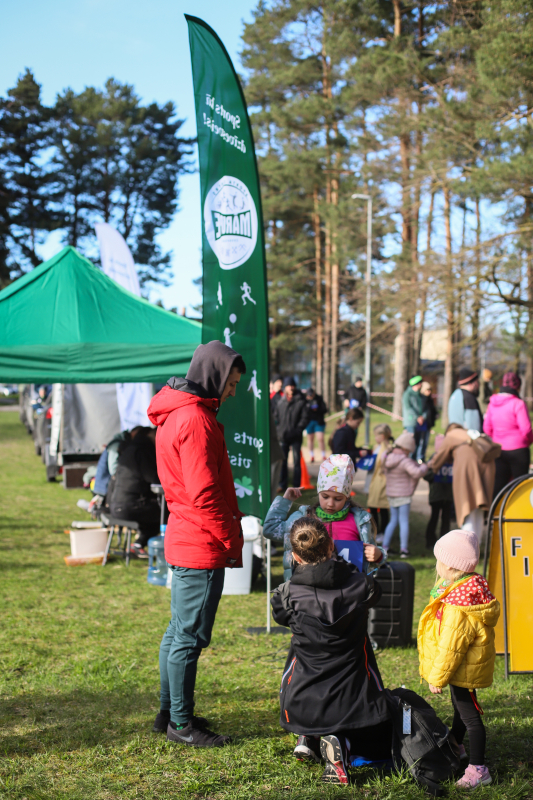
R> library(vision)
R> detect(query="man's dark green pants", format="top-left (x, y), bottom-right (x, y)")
top-left (159, 566), bottom-right (224, 726)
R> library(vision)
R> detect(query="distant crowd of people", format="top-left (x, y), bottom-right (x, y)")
top-left (271, 366), bottom-right (532, 558)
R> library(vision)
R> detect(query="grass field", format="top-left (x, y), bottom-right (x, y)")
top-left (1, 410), bottom-right (532, 800)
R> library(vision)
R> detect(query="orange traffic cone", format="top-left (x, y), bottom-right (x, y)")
top-left (300, 453), bottom-right (314, 490)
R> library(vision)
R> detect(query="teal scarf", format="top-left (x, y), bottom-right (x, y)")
top-left (315, 504), bottom-right (351, 523)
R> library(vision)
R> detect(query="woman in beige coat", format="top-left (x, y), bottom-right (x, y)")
top-left (428, 424), bottom-right (495, 541)
top-left (367, 424), bottom-right (393, 535)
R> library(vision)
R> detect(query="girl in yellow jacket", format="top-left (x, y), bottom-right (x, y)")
top-left (418, 529), bottom-right (500, 790)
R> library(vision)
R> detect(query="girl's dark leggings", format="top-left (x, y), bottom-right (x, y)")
top-left (450, 685), bottom-right (486, 766)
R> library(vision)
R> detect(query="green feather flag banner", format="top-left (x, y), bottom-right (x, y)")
top-left (186, 15), bottom-right (271, 519)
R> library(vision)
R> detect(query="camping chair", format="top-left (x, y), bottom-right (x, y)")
top-left (100, 512), bottom-right (140, 566)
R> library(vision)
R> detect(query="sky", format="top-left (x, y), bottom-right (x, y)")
top-left (0, 0), bottom-right (257, 315)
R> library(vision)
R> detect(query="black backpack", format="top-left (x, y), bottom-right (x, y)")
top-left (385, 688), bottom-right (460, 796)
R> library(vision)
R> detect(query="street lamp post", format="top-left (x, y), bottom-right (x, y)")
top-left (352, 194), bottom-right (372, 447)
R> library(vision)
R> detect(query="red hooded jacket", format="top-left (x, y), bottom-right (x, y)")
top-left (147, 341), bottom-right (244, 569)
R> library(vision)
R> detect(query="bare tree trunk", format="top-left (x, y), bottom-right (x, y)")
top-left (526, 244), bottom-right (533, 407)
top-left (323, 189), bottom-right (332, 409)
top-left (329, 168), bottom-right (339, 410)
top-left (471, 198), bottom-right (482, 368)
top-left (393, 0), bottom-right (402, 37)
top-left (442, 186), bottom-right (454, 428)
top-left (413, 182), bottom-right (435, 374)
top-left (391, 3), bottom-right (413, 413)
top-left (313, 189), bottom-right (323, 395)
top-left (393, 322), bottom-right (409, 420)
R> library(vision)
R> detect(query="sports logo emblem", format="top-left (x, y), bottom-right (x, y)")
top-left (204, 176), bottom-right (258, 269)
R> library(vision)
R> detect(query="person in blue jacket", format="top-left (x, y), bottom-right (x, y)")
top-left (448, 368), bottom-right (483, 432)
top-left (263, 454), bottom-right (385, 581)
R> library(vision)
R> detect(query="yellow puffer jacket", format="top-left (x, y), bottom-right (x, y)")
top-left (418, 576), bottom-right (500, 689)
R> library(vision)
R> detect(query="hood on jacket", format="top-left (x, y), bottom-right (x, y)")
top-left (382, 449), bottom-right (407, 470)
top-left (489, 392), bottom-right (521, 408)
top-left (148, 340), bottom-right (243, 426)
top-left (432, 574), bottom-right (501, 628)
top-left (458, 600), bottom-right (500, 628)
top-left (291, 557), bottom-right (353, 589)
top-left (147, 385), bottom-right (218, 427)
top-left (171, 340), bottom-right (242, 400)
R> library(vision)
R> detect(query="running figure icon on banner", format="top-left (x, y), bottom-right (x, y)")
top-left (240, 281), bottom-right (256, 306)
top-left (247, 369), bottom-right (262, 400)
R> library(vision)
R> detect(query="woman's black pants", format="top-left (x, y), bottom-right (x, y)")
top-left (370, 507), bottom-right (390, 534)
top-left (450, 685), bottom-right (486, 766)
top-left (425, 501), bottom-right (452, 547)
top-left (493, 447), bottom-right (530, 499)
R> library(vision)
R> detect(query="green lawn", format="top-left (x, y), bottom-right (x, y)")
top-left (0, 411), bottom-right (532, 800)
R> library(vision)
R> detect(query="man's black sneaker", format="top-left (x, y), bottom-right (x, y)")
top-left (153, 711), bottom-right (209, 733)
top-left (153, 710), bottom-right (170, 732)
top-left (320, 735), bottom-right (349, 785)
top-left (293, 734), bottom-right (321, 763)
top-left (166, 720), bottom-right (230, 748)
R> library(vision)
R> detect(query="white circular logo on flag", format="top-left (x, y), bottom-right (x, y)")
top-left (204, 176), bottom-right (258, 269)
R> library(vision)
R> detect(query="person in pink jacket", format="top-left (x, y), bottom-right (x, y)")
top-left (380, 431), bottom-right (428, 558)
top-left (483, 371), bottom-right (533, 498)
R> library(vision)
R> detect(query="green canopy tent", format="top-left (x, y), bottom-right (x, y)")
top-left (0, 247), bottom-right (201, 383)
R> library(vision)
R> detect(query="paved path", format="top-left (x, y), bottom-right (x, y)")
top-left (0, 404), bottom-right (19, 412)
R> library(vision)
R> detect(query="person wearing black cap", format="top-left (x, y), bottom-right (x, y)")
top-left (274, 377), bottom-right (309, 490)
top-left (448, 369), bottom-right (482, 432)
top-left (344, 375), bottom-right (368, 411)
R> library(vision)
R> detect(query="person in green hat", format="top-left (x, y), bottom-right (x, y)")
top-left (402, 376), bottom-right (426, 460)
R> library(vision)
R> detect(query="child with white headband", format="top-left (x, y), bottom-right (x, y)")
top-left (264, 453), bottom-right (384, 581)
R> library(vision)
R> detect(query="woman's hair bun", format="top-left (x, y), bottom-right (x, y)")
top-left (290, 517), bottom-right (331, 564)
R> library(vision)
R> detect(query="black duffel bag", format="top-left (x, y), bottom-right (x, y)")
top-left (385, 687), bottom-right (460, 796)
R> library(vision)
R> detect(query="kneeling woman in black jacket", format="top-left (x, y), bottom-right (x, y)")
top-left (271, 517), bottom-right (389, 785)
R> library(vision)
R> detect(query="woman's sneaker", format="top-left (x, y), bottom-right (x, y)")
top-left (456, 764), bottom-right (492, 789)
top-left (293, 735), bottom-right (321, 763)
top-left (375, 534), bottom-right (384, 544)
top-left (400, 549), bottom-right (411, 559)
top-left (320, 735), bottom-right (349, 785)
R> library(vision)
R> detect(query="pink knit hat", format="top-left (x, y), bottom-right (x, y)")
top-left (434, 530), bottom-right (479, 573)
top-left (395, 431), bottom-right (416, 453)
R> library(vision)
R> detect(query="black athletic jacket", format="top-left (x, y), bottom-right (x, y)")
top-left (109, 434), bottom-right (159, 509)
top-left (274, 390), bottom-right (309, 444)
top-left (271, 558), bottom-right (389, 735)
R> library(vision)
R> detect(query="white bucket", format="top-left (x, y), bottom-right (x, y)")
top-left (69, 528), bottom-right (109, 557)
top-left (222, 516), bottom-right (262, 596)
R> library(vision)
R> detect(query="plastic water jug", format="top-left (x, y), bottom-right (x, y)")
top-left (147, 535), bottom-right (167, 586)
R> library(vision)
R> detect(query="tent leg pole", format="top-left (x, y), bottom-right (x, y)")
top-left (266, 538), bottom-right (271, 634)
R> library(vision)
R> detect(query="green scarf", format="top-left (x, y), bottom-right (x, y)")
top-left (315, 504), bottom-right (351, 523)
top-left (430, 573), bottom-right (474, 600)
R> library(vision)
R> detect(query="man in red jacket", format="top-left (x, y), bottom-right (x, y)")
top-left (147, 340), bottom-right (246, 747)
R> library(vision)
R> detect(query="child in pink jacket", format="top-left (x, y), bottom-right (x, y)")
top-left (381, 431), bottom-right (428, 558)
top-left (483, 371), bottom-right (533, 497)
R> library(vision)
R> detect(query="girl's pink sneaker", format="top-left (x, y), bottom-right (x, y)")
top-left (456, 764), bottom-right (492, 789)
